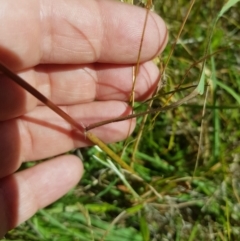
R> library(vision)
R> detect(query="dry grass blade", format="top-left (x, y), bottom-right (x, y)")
top-left (129, 0), bottom-right (152, 107)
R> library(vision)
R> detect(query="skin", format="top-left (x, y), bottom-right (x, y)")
top-left (0, 0), bottom-right (168, 237)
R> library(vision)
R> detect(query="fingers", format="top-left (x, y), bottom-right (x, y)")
top-left (33, 62), bottom-right (159, 103)
top-left (0, 101), bottom-right (135, 178)
top-left (0, 0), bottom-right (167, 69)
top-left (0, 155), bottom-right (83, 237)
top-left (0, 61), bottom-right (160, 121)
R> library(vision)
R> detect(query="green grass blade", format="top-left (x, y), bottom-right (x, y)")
top-left (196, 64), bottom-right (205, 95)
top-left (217, 0), bottom-right (240, 20)
top-left (139, 215), bottom-right (150, 241)
top-left (211, 55), bottom-right (221, 160)
top-left (216, 80), bottom-right (240, 104)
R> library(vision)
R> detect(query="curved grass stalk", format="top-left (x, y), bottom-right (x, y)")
top-left (153, 0), bottom-right (196, 118)
top-left (130, 0), bottom-right (195, 163)
top-left (193, 84), bottom-right (209, 177)
top-left (129, 0), bottom-right (152, 107)
top-left (163, 0), bottom-right (196, 71)
top-left (122, 0), bottom-right (153, 166)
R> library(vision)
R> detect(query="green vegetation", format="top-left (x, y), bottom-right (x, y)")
top-left (4, 0), bottom-right (240, 240)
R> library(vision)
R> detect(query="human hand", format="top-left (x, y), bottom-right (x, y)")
top-left (0, 0), bottom-right (167, 236)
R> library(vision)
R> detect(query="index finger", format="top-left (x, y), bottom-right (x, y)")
top-left (0, 0), bottom-right (168, 70)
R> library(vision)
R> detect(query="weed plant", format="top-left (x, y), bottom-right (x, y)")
top-left (4, 0), bottom-right (240, 240)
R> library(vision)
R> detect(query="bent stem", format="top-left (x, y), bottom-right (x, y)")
top-left (0, 62), bottom-right (135, 174)
top-left (86, 88), bottom-right (199, 131)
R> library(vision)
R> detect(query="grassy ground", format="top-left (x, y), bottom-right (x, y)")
top-left (4, 0), bottom-right (240, 240)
